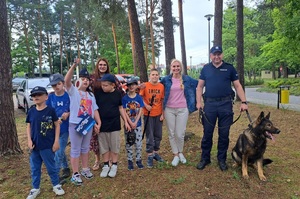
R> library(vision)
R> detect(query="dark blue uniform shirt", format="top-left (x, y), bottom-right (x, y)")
top-left (199, 61), bottom-right (239, 98)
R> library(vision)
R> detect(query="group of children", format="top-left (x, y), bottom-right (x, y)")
top-left (26, 59), bottom-right (166, 198)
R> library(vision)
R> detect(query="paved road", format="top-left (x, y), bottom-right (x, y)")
top-left (245, 87), bottom-right (300, 111)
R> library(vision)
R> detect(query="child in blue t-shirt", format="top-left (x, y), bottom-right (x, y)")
top-left (46, 73), bottom-right (71, 182)
top-left (26, 86), bottom-right (65, 199)
top-left (122, 78), bottom-right (144, 170)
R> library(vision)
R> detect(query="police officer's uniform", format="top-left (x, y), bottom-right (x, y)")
top-left (199, 61), bottom-right (238, 163)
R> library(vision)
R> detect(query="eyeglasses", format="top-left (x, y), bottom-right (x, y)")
top-left (99, 64), bottom-right (107, 66)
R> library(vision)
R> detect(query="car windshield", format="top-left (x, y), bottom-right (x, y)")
top-left (115, 75), bottom-right (125, 82)
top-left (28, 79), bottom-right (50, 89)
top-left (12, 78), bottom-right (25, 83)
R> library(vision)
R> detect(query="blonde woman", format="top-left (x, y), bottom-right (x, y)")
top-left (160, 59), bottom-right (198, 167)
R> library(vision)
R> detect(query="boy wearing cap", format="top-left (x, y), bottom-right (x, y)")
top-left (26, 86), bottom-right (65, 199)
top-left (122, 78), bottom-right (144, 170)
top-left (46, 73), bottom-right (71, 182)
top-left (65, 59), bottom-right (101, 185)
top-left (94, 73), bottom-right (130, 178)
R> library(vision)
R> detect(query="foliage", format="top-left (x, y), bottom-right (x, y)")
top-left (258, 78), bottom-right (300, 96)
top-left (244, 78), bottom-right (264, 86)
top-left (223, 0), bottom-right (300, 79)
top-left (7, 0), bottom-right (165, 77)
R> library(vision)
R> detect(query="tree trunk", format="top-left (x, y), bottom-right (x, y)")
top-left (214, 0), bottom-right (223, 46)
top-left (0, 0), bottom-right (23, 156)
top-left (150, 0), bottom-right (156, 67)
top-left (178, 0), bottom-right (187, 75)
top-left (24, 21), bottom-right (34, 76)
top-left (38, 0), bottom-right (42, 77)
top-left (63, 40), bottom-right (69, 70)
top-left (128, 10), bottom-right (137, 75)
top-left (112, 23), bottom-right (120, 74)
top-left (236, 0), bottom-right (244, 101)
top-left (162, 0), bottom-right (175, 75)
top-left (75, 26), bottom-right (81, 69)
top-left (127, 0), bottom-right (148, 82)
top-left (145, 0), bottom-right (149, 67)
top-left (60, 13), bottom-right (63, 74)
top-left (46, 33), bottom-right (52, 74)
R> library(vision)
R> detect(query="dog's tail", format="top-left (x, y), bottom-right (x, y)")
top-left (263, 159), bottom-right (273, 166)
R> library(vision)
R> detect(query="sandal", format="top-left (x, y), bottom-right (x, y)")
top-left (92, 162), bottom-right (100, 171)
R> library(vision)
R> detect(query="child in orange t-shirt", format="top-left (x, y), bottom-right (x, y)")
top-left (139, 68), bottom-right (165, 168)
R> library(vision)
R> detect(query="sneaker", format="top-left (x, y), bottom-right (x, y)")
top-left (100, 165), bottom-right (110, 178)
top-left (178, 153), bottom-right (187, 164)
top-left (61, 168), bottom-right (71, 179)
top-left (108, 165), bottom-right (118, 178)
top-left (128, 160), bottom-right (134, 171)
top-left (26, 188), bottom-right (40, 199)
top-left (153, 153), bottom-right (164, 162)
top-left (53, 184), bottom-right (65, 196)
top-left (147, 155), bottom-right (154, 168)
top-left (171, 156), bottom-right (180, 167)
top-left (71, 173), bottom-right (83, 185)
top-left (136, 160), bottom-right (144, 169)
top-left (80, 168), bottom-right (93, 179)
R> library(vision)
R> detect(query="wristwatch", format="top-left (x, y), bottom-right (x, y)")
top-left (241, 101), bottom-right (248, 105)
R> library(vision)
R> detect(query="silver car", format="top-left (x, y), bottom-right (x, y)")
top-left (16, 78), bottom-right (53, 113)
top-left (12, 77), bottom-right (26, 91)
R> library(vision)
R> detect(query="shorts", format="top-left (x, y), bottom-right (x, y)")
top-left (98, 131), bottom-right (120, 154)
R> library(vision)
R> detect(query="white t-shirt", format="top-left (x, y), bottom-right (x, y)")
top-left (67, 85), bottom-right (98, 124)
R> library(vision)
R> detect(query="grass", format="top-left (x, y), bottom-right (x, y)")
top-left (1, 104), bottom-right (300, 198)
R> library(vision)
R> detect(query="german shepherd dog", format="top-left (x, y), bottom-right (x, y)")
top-left (231, 112), bottom-right (280, 181)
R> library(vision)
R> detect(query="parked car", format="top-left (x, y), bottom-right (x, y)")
top-left (16, 78), bottom-right (53, 113)
top-left (115, 74), bottom-right (127, 92)
top-left (12, 77), bottom-right (26, 91)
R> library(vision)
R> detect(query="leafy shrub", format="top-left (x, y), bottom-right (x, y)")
top-left (245, 78), bottom-right (264, 86)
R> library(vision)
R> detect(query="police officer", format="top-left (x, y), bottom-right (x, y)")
top-left (196, 46), bottom-right (248, 171)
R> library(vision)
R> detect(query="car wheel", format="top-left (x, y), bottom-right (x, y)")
top-left (24, 100), bottom-right (29, 114)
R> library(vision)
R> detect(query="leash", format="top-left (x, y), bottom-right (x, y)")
top-left (245, 110), bottom-right (254, 128)
top-left (198, 108), bottom-right (242, 129)
top-left (142, 94), bottom-right (156, 140)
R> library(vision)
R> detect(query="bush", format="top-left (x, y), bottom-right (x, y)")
top-left (267, 78), bottom-right (300, 89)
top-left (245, 78), bottom-right (264, 86)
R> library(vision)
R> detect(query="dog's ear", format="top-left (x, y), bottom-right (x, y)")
top-left (265, 112), bottom-right (270, 119)
top-left (256, 111), bottom-right (264, 124)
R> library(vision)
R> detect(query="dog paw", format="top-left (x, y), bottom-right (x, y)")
top-left (259, 175), bottom-right (267, 181)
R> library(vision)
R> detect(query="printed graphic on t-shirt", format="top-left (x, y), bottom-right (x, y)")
top-left (40, 115), bottom-right (54, 136)
top-left (78, 98), bottom-right (92, 117)
top-left (125, 101), bottom-right (141, 122)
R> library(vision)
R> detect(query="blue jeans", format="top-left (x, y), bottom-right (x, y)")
top-left (30, 149), bottom-right (59, 189)
top-left (55, 132), bottom-right (69, 170)
top-left (201, 100), bottom-right (233, 162)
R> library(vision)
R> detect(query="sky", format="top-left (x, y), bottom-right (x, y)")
top-left (159, 0), bottom-right (216, 66)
